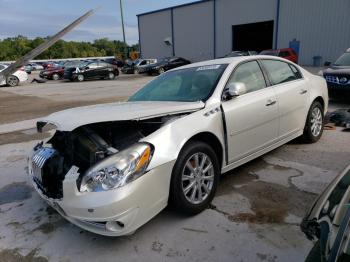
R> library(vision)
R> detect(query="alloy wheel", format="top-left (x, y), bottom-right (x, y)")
top-left (7, 76), bottom-right (19, 87)
top-left (181, 152), bottom-right (214, 205)
top-left (310, 107), bottom-right (322, 137)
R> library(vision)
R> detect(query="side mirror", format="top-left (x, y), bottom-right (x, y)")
top-left (324, 61), bottom-right (331, 67)
top-left (85, 66), bottom-right (89, 70)
top-left (224, 82), bottom-right (247, 100)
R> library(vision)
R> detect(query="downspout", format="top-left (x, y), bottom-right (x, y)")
top-left (137, 16), bottom-right (142, 58)
top-left (171, 8), bottom-right (175, 56)
top-left (274, 0), bottom-right (281, 49)
top-left (213, 0), bottom-right (216, 59)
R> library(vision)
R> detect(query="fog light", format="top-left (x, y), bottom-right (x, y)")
top-left (106, 221), bottom-right (125, 231)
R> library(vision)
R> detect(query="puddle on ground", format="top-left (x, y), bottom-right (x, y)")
top-left (229, 181), bottom-right (316, 224)
top-left (0, 182), bottom-right (32, 205)
top-left (0, 248), bottom-right (48, 262)
top-left (214, 158), bottom-right (316, 224)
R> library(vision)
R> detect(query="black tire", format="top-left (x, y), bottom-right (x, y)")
top-left (158, 67), bottom-right (165, 74)
top-left (77, 74), bottom-right (84, 82)
top-left (108, 72), bottom-right (115, 80)
top-left (52, 73), bottom-right (60, 80)
top-left (6, 76), bottom-right (19, 87)
top-left (301, 101), bottom-right (324, 143)
top-left (169, 141), bottom-right (220, 215)
top-left (305, 241), bottom-right (322, 262)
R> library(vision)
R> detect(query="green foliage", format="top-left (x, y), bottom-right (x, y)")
top-left (0, 36), bottom-right (140, 61)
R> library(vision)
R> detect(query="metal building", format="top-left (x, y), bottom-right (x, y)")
top-left (137, 0), bottom-right (350, 65)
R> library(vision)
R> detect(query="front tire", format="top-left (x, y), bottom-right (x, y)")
top-left (6, 76), bottom-right (19, 87)
top-left (169, 141), bottom-right (219, 215)
top-left (158, 67), bottom-right (165, 74)
top-left (52, 73), bottom-right (60, 80)
top-left (301, 101), bottom-right (324, 143)
top-left (77, 74), bottom-right (84, 82)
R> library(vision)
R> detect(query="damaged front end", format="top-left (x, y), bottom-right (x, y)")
top-left (29, 115), bottom-right (181, 200)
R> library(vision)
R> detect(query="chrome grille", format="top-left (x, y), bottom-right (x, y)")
top-left (31, 147), bottom-right (56, 184)
top-left (325, 75), bottom-right (339, 84)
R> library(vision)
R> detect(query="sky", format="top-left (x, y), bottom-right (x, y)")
top-left (0, 0), bottom-right (197, 44)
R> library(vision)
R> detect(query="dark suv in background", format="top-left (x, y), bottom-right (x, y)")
top-left (319, 49), bottom-right (350, 97)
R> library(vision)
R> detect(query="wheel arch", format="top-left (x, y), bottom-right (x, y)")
top-left (181, 132), bottom-right (224, 169)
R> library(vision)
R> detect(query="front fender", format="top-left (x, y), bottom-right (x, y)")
top-left (142, 104), bottom-right (225, 170)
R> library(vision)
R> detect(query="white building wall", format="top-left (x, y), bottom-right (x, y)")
top-left (215, 0), bottom-right (277, 58)
top-left (173, 1), bottom-right (214, 62)
top-left (138, 10), bottom-right (172, 58)
top-left (278, 0), bottom-right (350, 65)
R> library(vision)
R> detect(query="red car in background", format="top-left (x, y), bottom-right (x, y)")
top-left (260, 48), bottom-right (299, 63)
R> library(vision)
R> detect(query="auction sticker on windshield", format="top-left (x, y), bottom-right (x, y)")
top-left (196, 65), bottom-right (221, 71)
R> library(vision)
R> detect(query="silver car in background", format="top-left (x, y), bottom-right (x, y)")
top-left (28, 56), bottom-right (328, 236)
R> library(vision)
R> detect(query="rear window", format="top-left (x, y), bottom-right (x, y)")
top-left (261, 60), bottom-right (298, 85)
top-left (260, 50), bottom-right (278, 56)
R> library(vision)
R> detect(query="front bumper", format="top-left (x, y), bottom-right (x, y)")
top-left (28, 154), bottom-right (175, 236)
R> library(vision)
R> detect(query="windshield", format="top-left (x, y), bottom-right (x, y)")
top-left (129, 64), bottom-right (228, 102)
top-left (334, 52), bottom-right (350, 66)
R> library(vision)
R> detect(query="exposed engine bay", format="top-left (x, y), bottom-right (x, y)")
top-left (33, 114), bottom-right (183, 199)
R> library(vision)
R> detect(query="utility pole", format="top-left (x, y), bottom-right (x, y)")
top-left (119, 0), bottom-right (127, 58)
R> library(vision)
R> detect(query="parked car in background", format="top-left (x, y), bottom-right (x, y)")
top-left (40, 60), bottom-right (87, 80)
top-left (301, 164), bottom-right (350, 262)
top-left (318, 49), bottom-right (350, 97)
top-left (42, 62), bottom-right (57, 70)
top-left (64, 61), bottom-right (119, 82)
top-left (29, 56), bottom-right (327, 236)
top-left (103, 58), bottom-right (125, 68)
top-left (260, 48), bottom-right (298, 63)
top-left (224, 51), bottom-right (258, 57)
top-left (24, 65), bottom-right (33, 74)
top-left (121, 59), bottom-right (157, 74)
top-left (28, 63), bottom-right (44, 70)
top-left (0, 64), bottom-right (28, 87)
top-left (138, 57), bottom-right (191, 75)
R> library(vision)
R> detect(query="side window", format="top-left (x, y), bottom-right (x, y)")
top-left (261, 60), bottom-right (298, 85)
top-left (226, 61), bottom-right (266, 94)
top-left (88, 63), bottom-right (98, 69)
top-left (289, 64), bottom-right (303, 79)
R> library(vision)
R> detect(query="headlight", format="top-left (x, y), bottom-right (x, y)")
top-left (79, 143), bottom-right (153, 192)
top-left (318, 70), bottom-right (323, 76)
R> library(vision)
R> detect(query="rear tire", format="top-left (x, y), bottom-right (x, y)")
top-left (108, 72), bottom-right (115, 80)
top-left (6, 76), bottom-right (19, 87)
top-left (301, 101), bottom-right (324, 143)
top-left (169, 141), bottom-right (219, 215)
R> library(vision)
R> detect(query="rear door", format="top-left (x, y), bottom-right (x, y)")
top-left (260, 59), bottom-right (308, 139)
top-left (221, 60), bottom-right (279, 163)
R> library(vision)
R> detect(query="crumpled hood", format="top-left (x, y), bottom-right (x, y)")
top-left (39, 101), bottom-right (205, 131)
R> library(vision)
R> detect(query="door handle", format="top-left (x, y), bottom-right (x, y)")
top-left (300, 89), bottom-right (308, 94)
top-left (266, 99), bottom-right (277, 106)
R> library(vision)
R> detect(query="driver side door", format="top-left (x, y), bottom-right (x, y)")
top-left (221, 60), bottom-right (279, 163)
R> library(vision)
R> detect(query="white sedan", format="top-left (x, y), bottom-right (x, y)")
top-left (0, 64), bottom-right (28, 86)
top-left (28, 56), bottom-right (328, 236)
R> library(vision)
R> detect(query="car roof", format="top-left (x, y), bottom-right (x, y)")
top-left (171, 55), bottom-right (295, 71)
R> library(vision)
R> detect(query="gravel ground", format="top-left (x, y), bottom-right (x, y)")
top-left (0, 70), bottom-right (349, 262)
